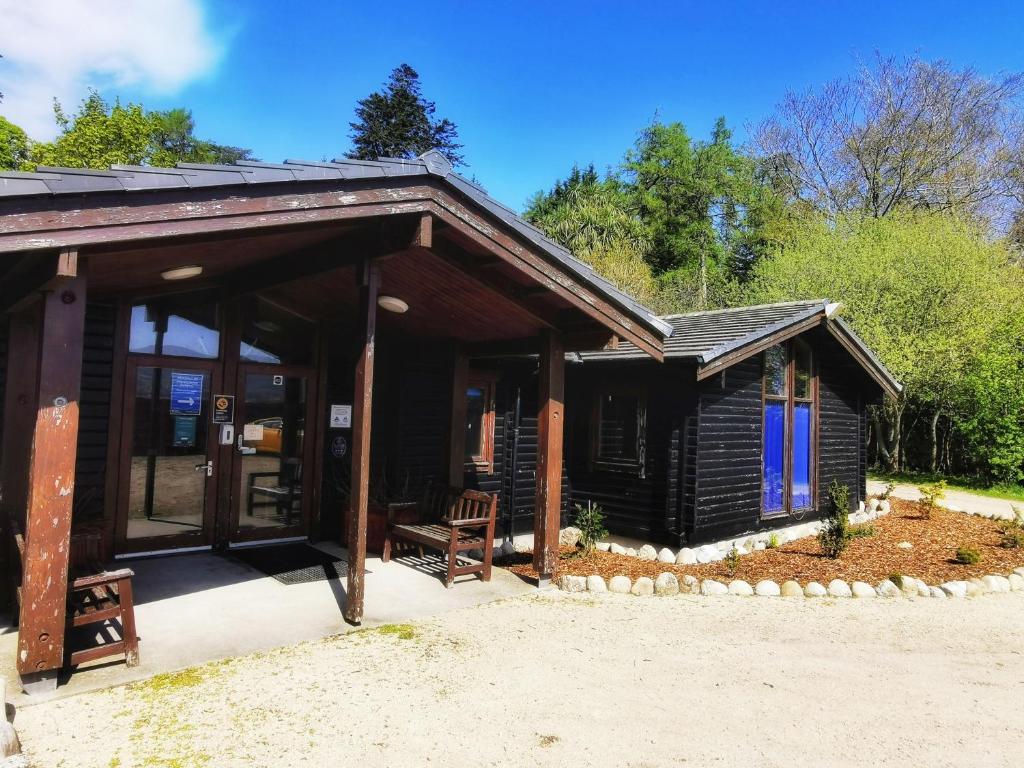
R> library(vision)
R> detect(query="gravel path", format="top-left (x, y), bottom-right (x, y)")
top-left (16, 591), bottom-right (1024, 768)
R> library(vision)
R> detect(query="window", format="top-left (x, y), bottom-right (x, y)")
top-left (239, 297), bottom-right (315, 366)
top-left (464, 374), bottom-right (496, 472)
top-left (592, 390), bottom-right (646, 473)
top-left (129, 300), bottom-right (220, 359)
top-left (762, 339), bottom-right (815, 516)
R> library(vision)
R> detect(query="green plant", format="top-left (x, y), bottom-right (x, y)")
top-left (572, 502), bottom-right (608, 554)
top-left (880, 481), bottom-right (896, 500)
top-left (917, 480), bottom-right (947, 519)
top-left (724, 545), bottom-right (741, 577)
top-left (954, 546), bottom-right (981, 565)
top-left (850, 524), bottom-right (876, 538)
top-left (818, 480), bottom-right (853, 558)
top-left (888, 573), bottom-right (905, 588)
top-left (997, 505), bottom-right (1024, 548)
top-left (766, 532), bottom-right (781, 549)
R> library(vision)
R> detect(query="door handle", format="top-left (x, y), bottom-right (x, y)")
top-left (195, 460), bottom-right (213, 477)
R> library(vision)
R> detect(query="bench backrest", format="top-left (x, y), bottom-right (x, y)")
top-left (420, 484), bottom-right (496, 524)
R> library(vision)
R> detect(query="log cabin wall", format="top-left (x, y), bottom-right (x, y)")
top-left (74, 302), bottom-right (117, 524)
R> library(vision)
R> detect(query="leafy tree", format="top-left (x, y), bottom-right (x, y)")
top-left (347, 64), bottom-right (464, 166)
top-left (745, 210), bottom-right (1021, 474)
top-left (150, 108), bottom-right (255, 166)
top-left (29, 91), bottom-right (155, 169)
top-left (623, 118), bottom-right (781, 308)
top-left (525, 165), bottom-right (657, 303)
top-left (0, 115), bottom-right (29, 170)
top-left (755, 54), bottom-right (1023, 227)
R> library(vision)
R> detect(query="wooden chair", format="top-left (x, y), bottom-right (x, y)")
top-left (381, 485), bottom-right (498, 588)
top-left (12, 524), bottom-right (139, 670)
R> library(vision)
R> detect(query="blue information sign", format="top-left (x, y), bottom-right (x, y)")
top-left (169, 371), bottom-right (204, 415)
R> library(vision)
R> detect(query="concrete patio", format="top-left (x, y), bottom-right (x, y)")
top-left (0, 543), bottom-right (532, 704)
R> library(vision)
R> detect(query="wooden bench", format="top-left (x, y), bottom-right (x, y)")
top-left (247, 459), bottom-right (302, 524)
top-left (381, 486), bottom-right (498, 588)
top-left (12, 525), bottom-right (139, 670)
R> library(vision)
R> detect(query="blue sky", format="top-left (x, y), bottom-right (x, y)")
top-left (2, 1), bottom-right (1023, 210)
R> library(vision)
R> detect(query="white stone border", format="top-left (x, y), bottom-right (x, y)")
top-left (557, 567), bottom-right (1024, 599)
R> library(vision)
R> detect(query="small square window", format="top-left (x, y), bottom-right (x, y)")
top-left (592, 390), bottom-right (646, 473)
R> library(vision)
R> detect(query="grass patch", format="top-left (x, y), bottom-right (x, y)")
top-left (376, 623), bottom-right (416, 640)
top-left (870, 472), bottom-right (1024, 503)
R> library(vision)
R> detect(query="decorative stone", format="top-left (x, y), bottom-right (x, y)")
top-left (827, 579), bottom-right (852, 598)
top-left (928, 586), bottom-right (946, 598)
top-left (754, 580), bottom-right (780, 597)
top-left (983, 575), bottom-right (1011, 593)
top-left (586, 575), bottom-right (607, 593)
top-left (631, 577), bottom-right (655, 596)
top-left (559, 527), bottom-right (582, 548)
top-left (657, 547), bottom-right (676, 564)
top-left (851, 581), bottom-right (877, 598)
top-left (858, 500), bottom-right (866, 513)
top-left (940, 581), bottom-right (968, 598)
top-left (654, 572), bottom-right (680, 596)
top-left (877, 580), bottom-right (901, 598)
top-left (700, 579), bottom-right (728, 596)
top-left (965, 580), bottom-right (983, 597)
top-left (558, 575), bottom-right (587, 593)
top-left (753, 541), bottom-right (767, 551)
top-left (595, 542), bottom-right (611, 552)
top-left (1008, 573), bottom-right (1024, 591)
top-left (804, 581), bottom-right (827, 597)
top-left (781, 580), bottom-right (803, 597)
top-left (608, 575), bottom-right (632, 594)
top-left (676, 548), bottom-right (697, 565)
top-left (682, 574), bottom-right (700, 594)
top-left (1013, 567), bottom-right (1024, 578)
top-left (728, 579), bottom-right (754, 596)
top-left (625, 548), bottom-right (638, 558)
top-left (869, 498), bottom-right (881, 512)
top-left (898, 577), bottom-right (919, 598)
top-left (897, 541), bottom-right (913, 550)
top-left (878, 500), bottom-right (891, 514)
top-left (637, 544), bottom-right (658, 561)
top-left (695, 545), bottom-right (720, 564)
top-left (914, 579), bottom-right (930, 598)
top-left (500, 540), bottom-right (517, 556)
top-left (609, 543), bottom-right (627, 556)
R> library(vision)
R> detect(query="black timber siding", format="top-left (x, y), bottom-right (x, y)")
top-left (0, 317), bottom-right (7, 466)
top-left (73, 303), bottom-right (117, 522)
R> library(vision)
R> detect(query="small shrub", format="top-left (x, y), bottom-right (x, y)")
top-left (880, 481), bottom-right (896, 500)
top-left (850, 524), bottom-right (876, 538)
top-left (917, 481), bottom-right (947, 519)
top-left (572, 502), bottom-right (608, 553)
top-left (888, 573), bottom-right (905, 589)
top-left (766, 532), bottom-right (781, 549)
top-left (818, 480), bottom-right (852, 559)
top-left (724, 545), bottom-right (741, 577)
top-left (998, 505), bottom-right (1024, 548)
top-left (954, 546), bottom-right (981, 565)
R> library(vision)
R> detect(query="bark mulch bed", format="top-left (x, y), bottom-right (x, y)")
top-left (498, 498), bottom-right (1024, 586)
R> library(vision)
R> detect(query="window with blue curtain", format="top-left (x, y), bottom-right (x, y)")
top-left (762, 340), bottom-right (814, 515)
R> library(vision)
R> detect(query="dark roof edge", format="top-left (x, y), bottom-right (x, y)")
top-left (697, 301), bottom-right (828, 364)
top-left (825, 316), bottom-right (903, 398)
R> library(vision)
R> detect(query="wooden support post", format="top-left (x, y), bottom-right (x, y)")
top-left (449, 346), bottom-right (468, 487)
top-left (17, 264), bottom-right (87, 691)
top-left (533, 330), bottom-right (564, 585)
top-left (343, 258), bottom-right (379, 625)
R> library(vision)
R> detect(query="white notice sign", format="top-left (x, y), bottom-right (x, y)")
top-left (243, 423), bottom-right (264, 441)
top-left (330, 404), bottom-right (352, 428)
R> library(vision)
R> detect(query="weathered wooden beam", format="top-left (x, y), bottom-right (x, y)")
top-left (0, 249), bottom-right (78, 315)
top-left (18, 261), bottom-right (87, 692)
top-left (343, 258), bottom-right (379, 626)
top-left (414, 212), bottom-right (432, 249)
top-left (533, 330), bottom-right (564, 584)
top-left (465, 329), bottom-right (616, 359)
top-left (449, 345), bottom-right (469, 486)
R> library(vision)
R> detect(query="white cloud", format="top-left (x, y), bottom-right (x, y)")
top-left (0, 0), bottom-right (223, 139)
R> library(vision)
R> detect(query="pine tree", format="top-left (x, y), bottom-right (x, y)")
top-left (347, 64), bottom-right (464, 166)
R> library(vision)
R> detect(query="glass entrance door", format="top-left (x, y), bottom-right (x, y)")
top-left (116, 359), bottom-right (220, 552)
top-left (229, 366), bottom-right (313, 543)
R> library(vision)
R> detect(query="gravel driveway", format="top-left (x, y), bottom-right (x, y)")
top-left (16, 591), bottom-right (1024, 767)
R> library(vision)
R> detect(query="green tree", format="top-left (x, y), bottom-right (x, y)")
top-left (745, 210), bottom-right (1020, 474)
top-left (0, 115), bottom-right (29, 170)
top-left (150, 108), bottom-right (255, 166)
top-left (623, 118), bottom-right (781, 309)
top-left (347, 64), bottom-right (464, 166)
top-left (29, 90), bottom-right (156, 169)
top-left (525, 165), bottom-right (658, 304)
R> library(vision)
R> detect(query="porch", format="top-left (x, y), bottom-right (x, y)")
top-left (0, 543), bottom-right (532, 704)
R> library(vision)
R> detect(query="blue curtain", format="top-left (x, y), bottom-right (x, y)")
top-left (762, 402), bottom-right (785, 513)
top-left (792, 403), bottom-right (812, 508)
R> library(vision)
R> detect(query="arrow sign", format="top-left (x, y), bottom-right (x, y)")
top-left (169, 371), bottom-right (204, 416)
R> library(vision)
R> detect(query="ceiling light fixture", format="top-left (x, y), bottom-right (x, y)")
top-left (160, 265), bottom-right (204, 281)
top-left (377, 295), bottom-right (409, 314)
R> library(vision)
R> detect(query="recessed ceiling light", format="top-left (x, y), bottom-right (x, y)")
top-left (254, 320), bottom-right (280, 333)
top-left (377, 295), bottom-right (409, 313)
top-left (161, 265), bottom-right (204, 281)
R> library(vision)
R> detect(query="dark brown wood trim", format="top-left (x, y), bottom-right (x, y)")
top-left (464, 371), bottom-right (497, 475)
top-left (343, 257), bottom-right (379, 625)
top-left (533, 330), bottom-right (564, 581)
top-left (696, 314), bottom-right (824, 381)
top-left (101, 301), bottom-right (130, 558)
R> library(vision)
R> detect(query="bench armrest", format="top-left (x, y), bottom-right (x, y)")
top-left (443, 516), bottom-right (493, 528)
top-left (71, 568), bottom-right (134, 590)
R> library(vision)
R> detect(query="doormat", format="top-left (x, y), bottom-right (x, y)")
top-left (228, 543), bottom-right (366, 585)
